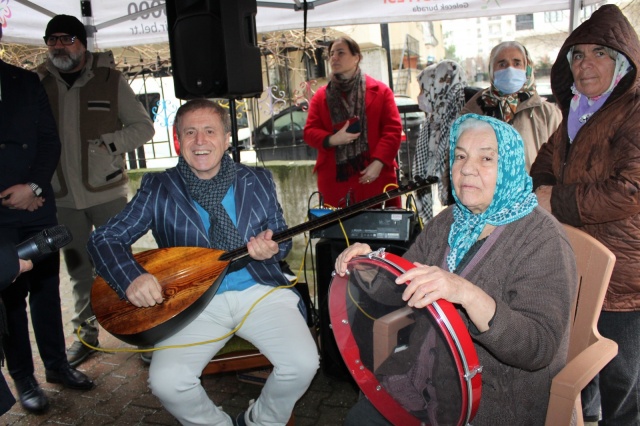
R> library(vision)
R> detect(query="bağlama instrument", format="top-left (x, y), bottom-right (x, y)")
top-left (91, 177), bottom-right (438, 346)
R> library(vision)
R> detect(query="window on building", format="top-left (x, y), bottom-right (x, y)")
top-left (582, 5), bottom-right (597, 20)
top-left (516, 14), bottom-right (534, 31)
top-left (423, 22), bottom-right (438, 46)
top-left (544, 11), bottom-right (563, 23)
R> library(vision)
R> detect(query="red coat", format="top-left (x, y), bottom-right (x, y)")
top-left (304, 76), bottom-right (402, 208)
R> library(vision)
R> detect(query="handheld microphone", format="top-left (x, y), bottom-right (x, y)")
top-left (16, 225), bottom-right (73, 260)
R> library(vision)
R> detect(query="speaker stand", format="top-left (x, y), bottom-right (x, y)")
top-left (229, 98), bottom-right (241, 163)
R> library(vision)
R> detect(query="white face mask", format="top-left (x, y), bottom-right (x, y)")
top-left (493, 67), bottom-right (527, 95)
top-left (418, 93), bottom-right (432, 114)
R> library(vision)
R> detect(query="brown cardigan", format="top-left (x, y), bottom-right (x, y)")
top-left (403, 206), bottom-right (576, 425)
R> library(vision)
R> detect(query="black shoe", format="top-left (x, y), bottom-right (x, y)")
top-left (67, 340), bottom-right (98, 367)
top-left (14, 375), bottom-right (49, 414)
top-left (234, 410), bottom-right (247, 426)
top-left (45, 364), bottom-right (94, 390)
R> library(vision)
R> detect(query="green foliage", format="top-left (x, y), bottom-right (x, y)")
top-left (445, 45), bottom-right (460, 63)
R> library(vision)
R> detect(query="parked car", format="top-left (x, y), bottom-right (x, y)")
top-left (240, 102), bottom-right (316, 162)
top-left (240, 96), bottom-right (426, 167)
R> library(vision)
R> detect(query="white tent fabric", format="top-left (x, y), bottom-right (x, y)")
top-left (2, 0), bottom-right (598, 49)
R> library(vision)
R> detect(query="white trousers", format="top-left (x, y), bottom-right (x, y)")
top-left (148, 284), bottom-right (319, 426)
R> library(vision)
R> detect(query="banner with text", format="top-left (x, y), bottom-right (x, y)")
top-left (1, 0), bottom-right (599, 48)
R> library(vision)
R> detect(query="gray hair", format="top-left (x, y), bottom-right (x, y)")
top-left (174, 99), bottom-right (232, 136)
top-left (488, 41), bottom-right (529, 77)
top-left (454, 116), bottom-right (495, 140)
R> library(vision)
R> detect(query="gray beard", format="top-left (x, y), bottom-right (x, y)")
top-left (48, 50), bottom-right (83, 72)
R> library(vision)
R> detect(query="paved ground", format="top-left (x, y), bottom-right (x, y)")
top-left (0, 255), bottom-right (359, 425)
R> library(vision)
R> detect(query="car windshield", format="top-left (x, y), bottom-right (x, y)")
top-left (267, 110), bottom-right (307, 134)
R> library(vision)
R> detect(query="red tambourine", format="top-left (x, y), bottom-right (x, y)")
top-left (329, 250), bottom-right (482, 426)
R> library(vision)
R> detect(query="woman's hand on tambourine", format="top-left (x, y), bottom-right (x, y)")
top-left (396, 263), bottom-right (469, 308)
top-left (247, 229), bottom-right (279, 261)
top-left (397, 262), bottom-right (496, 333)
top-left (126, 273), bottom-right (164, 307)
top-left (334, 242), bottom-right (372, 276)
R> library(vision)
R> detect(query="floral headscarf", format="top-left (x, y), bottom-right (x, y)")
top-left (446, 113), bottom-right (538, 272)
top-left (567, 48), bottom-right (632, 142)
top-left (413, 60), bottom-right (467, 222)
top-left (481, 42), bottom-right (537, 124)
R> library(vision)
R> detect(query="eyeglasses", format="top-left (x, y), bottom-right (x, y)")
top-left (43, 35), bottom-right (77, 46)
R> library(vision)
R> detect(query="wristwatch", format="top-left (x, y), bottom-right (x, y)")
top-left (28, 183), bottom-right (43, 197)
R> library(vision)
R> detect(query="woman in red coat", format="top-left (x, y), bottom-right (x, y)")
top-left (304, 36), bottom-right (402, 208)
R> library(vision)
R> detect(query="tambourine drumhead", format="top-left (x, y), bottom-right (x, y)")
top-left (329, 251), bottom-right (482, 426)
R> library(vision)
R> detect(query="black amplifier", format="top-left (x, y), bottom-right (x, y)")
top-left (309, 209), bottom-right (419, 242)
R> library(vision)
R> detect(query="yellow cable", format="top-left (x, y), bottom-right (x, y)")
top-left (409, 197), bottom-right (425, 230)
top-left (346, 280), bottom-right (376, 321)
top-left (312, 202), bottom-right (349, 246)
top-left (382, 183), bottom-right (399, 192)
top-left (339, 221), bottom-right (350, 246)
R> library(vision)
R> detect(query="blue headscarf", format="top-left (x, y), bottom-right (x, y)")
top-left (446, 113), bottom-right (538, 272)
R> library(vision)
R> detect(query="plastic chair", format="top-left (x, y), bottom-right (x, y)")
top-left (201, 336), bottom-right (295, 426)
top-left (373, 306), bottom-right (415, 371)
top-left (545, 224), bottom-right (618, 426)
top-left (370, 225), bottom-right (618, 426)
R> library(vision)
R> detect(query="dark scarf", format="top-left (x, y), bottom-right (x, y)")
top-left (326, 68), bottom-right (369, 181)
top-left (479, 89), bottom-right (535, 124)
top-left (176, 154), bottom-right (245, 252)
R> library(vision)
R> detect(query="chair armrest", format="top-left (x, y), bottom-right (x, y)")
top-left (372, 306), bottom-right (415, 371)
top-left (545, 337), bottom-right (618, 426)
top-left (551, 337), bottom-right (618, 398)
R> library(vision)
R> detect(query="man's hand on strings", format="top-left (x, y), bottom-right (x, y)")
top-left (247, 229), bottom-right (279, 261)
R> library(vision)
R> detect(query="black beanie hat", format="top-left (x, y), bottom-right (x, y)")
top-left (45, 15), bottom-right (87, 47)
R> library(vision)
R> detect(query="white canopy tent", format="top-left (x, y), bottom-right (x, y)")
top-left (1, 0), bottom-right (598, 49)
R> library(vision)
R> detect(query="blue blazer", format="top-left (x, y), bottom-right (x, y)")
top-left (87, 163), bottom-right (293, 300)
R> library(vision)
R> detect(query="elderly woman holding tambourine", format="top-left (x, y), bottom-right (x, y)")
top-left (335, 113), bottom-right (576, 425)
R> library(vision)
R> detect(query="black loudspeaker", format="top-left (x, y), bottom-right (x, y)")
top-left (166, 0), bottom-right (263, 99)
top-left (315, 238), bottom-right (415, 381)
